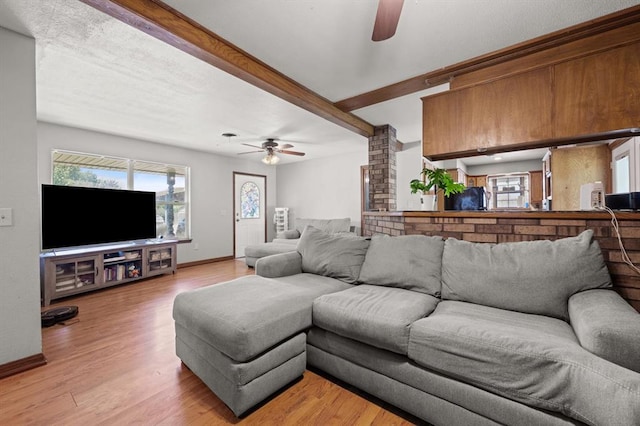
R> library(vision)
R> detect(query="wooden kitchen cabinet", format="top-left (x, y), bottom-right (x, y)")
top-left (467, 175), bottom-right (487, 189)
top-left (422, 37), bottom-right (639, 161)
top-left (529, 170), bottom-right (543, 208)
top-left (422, 68), bottom-right (553, 159)
top-left (460, 68), bottom-right (553, 151)
top-left (554, 41), bottom-right (640, 138)
top-left (422, 91), bottom-right (460, 158)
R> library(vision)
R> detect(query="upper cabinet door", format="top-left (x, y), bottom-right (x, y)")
top-left (422, 67), bottom-right (553, 160)
top-left (461, 67), bottom-right (553, 150)
top-left (422, 91), bottom-right (460, 158)
top-left (554, 42), bottom-right (640, 138)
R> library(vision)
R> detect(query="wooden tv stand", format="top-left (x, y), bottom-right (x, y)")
top-left (40, 240), bottom-right (177, 306)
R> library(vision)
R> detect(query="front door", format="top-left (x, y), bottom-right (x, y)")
top-left (234, 172), bottom-right (266, 258)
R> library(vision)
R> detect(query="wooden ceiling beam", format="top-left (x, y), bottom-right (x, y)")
top-left (335, 4), bottom-right (640, 112)
top-left (80, 0), bottom-right (375, 137)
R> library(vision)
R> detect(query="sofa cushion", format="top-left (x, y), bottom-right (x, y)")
top-left (295, 217), bottom-right (351, 234)
top-left (408, 300), bottom-right (640, 426)
top-left (172, 274), bottom-right (351, 362)
top-left (441, 229), bottom-right (612, 321)
top-left (313, 285), bottom-right (439, 355)
top-left (358, 234), bottom-right (444, 296)
top-left (297, 225), bottom-right (370, 284)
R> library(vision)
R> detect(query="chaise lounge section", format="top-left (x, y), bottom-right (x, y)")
top-left (172, 273), bottom-right (352, 416)
top-left (174, 226), bottom-right (640, 425)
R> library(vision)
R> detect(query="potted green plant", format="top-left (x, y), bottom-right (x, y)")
top-left (410, 168), bottom-right (466, 210)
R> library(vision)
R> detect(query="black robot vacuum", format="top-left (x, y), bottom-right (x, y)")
top-left (41, 306), bottom-right (79, 327)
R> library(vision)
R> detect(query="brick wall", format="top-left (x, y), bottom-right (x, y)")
top-left (363, 211), bottom-right (640, 312)
top-left (368, 125), bottom-right (397, 212)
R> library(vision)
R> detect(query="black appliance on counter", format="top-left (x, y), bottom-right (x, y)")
top-left (605, 192), bottom-right (640, 210)
top-left (445, 186), bottom-right (487, 210)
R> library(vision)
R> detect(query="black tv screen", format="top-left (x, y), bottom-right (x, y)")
top-left (41, 184), bottom-right (157, 250)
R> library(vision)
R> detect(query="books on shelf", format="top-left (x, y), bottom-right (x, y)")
top-left (104, 264), bottom-right (126, 281)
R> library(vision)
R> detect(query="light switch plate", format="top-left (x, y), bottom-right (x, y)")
top-left (0, 208), bottom-right (13, 226)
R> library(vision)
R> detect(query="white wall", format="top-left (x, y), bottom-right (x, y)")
top-left (276, 149), bottom-right (367, 233)
top-left (396, 142), bottom-right (423, 211)
top-left (467, 159), bottom-right (542, 176)
top-left (0, 28), bottom-right (42, 365)
top-left (37, 122), bottom-right (278, 264)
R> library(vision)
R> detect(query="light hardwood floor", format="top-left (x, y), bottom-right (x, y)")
top-left (0, 259), bottom-right (418, 425)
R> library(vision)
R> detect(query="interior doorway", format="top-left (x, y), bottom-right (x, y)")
top-left (233, 172), bottom-right (267, 258)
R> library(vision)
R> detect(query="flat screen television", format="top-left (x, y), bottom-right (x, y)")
top-left (41, 184), bottom-right (157, 250)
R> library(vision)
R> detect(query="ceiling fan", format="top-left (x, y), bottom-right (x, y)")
top-left (372, 0), bottom-right (404, 42)
top-left (238, 138), bottom-right (306, 165)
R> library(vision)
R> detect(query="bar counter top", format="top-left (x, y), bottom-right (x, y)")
top-left (364, 209), bottom-right (640, 220)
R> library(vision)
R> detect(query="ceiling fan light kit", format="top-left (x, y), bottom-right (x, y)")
top-left (238, 138), bottom-right (305, 164)
top-left (262, 153), bottom-right (280, 165)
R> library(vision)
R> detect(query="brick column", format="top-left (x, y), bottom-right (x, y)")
top-left (368, 125), bottom-right (397, 212)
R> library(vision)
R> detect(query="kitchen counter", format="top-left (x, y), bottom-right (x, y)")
top-left (364, 209), bottom-right (640, 220)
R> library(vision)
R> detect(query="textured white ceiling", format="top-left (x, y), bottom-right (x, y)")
top-left (164, 0), bottom-right (637, 99)
top-left (0, 0), bottom-right (638, 164)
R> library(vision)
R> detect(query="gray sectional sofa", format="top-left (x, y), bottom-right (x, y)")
top-left (173, 226), bottom-right (640, 425)
top-left (244, 217), bottom-right (352, 267)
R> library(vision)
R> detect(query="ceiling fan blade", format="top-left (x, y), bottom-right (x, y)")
top-left (372, 0), bottom-right (404, 42)
top-left (279, 143), bottom-right (294, 149)
top-left (241, 143), bottom-right (264, 149)
top-left (237, 150), bottom-right (263, 155)
top-left (279, 150), bottom-right (306, 156)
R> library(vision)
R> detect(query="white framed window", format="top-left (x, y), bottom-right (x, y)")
top-left (611, 137), bottom-right (638, 193)
top-left (51, 150), bottom-right (190, 240)
top-left (486, 173), bottom-right (530, 210)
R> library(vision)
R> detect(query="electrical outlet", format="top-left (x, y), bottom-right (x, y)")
top-left (193, 242), bottom-right (199, 250)
top-left (0, 208), bottom-right (13, 226)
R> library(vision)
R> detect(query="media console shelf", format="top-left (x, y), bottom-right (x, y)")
top-left (40, 240), bottom-right (177, 306)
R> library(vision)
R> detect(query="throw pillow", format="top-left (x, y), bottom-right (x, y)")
top-left (441, 229), bottom-right (612, 321)
top-left (358, 234), bottom-right (444, 297)
top-left (297, 225), bottom-right (370, 284)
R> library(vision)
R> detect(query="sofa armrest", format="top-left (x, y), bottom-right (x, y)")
top-left (276, 229), bottom-right (300, 239)
top-left (255, 251), bottom-right (302, 278)
top-left (569, 289), bottom-right (640, 373)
